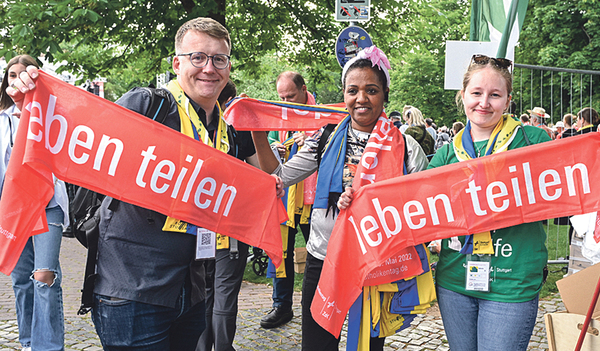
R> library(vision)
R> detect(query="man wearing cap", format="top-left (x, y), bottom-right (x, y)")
top-left (389, 111), bottom-right (403, 128)
top-left (553, 121), bottom-right (565, 139)
top-left (528, 107), bottom-right (554, 139)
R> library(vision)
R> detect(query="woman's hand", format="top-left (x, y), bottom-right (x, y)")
top-left (337, 187), bottom-right (354, 210)
top-left (6, 65), bottom-right (39, 111)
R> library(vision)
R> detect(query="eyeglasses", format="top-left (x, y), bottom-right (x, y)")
top-left (470, 54), bottom-right (513, 72)
top-left (177, 52), bottom-right (230, 70)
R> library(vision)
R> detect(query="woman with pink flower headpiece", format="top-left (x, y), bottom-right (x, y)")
top-left (252, 46), bottom-right (430, 350)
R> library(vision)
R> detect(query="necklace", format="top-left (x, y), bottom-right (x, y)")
top-left (349, 127), bottom-right (369, 146)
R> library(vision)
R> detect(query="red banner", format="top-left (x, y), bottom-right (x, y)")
top-left (0, 72), bottom-right (286, 274)
top-left (224, 98), bottom-right (348, 131)
top-left (312, 132), bottom-right (600, 336)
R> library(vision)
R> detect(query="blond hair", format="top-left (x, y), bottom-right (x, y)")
top-left (455, 60), bottom-right (513, 114)
top-left (175, 17), bottom-right (231, 54)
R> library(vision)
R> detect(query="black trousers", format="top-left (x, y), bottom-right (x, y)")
top-left (301, 253), bottom-right (385, 351)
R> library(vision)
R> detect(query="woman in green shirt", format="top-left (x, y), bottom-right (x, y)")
top-left (429, 55), bottom-right (550, 351)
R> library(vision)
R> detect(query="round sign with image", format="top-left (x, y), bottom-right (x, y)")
top-left (335, 25), bottom-right (373, 68)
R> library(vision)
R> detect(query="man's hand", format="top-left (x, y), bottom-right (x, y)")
top-left (337, 187), bottom-right (354, 210)
top-left (6, 66), bottom-right (39, 111)
top-left (273, 175), bottom-right (285, 198)
top-left (292, 132), bottom-right (307, 147)
top-left (273, 143), bottom-right (286, 158)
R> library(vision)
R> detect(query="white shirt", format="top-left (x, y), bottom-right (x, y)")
top-left (0, 105), bottom-right (69, 227)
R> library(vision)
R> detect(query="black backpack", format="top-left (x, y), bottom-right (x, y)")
top-left (75, 87), bottom-right (172, 315)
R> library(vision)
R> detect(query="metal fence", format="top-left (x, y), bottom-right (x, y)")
top-left (511, 63), bottom-right (600, 264)
top-left (513, 63), bottom-right (600, 125)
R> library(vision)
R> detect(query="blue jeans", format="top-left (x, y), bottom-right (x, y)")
top-left (92, 283), bottom-right (206, 351)
top-left (11, 206), bottom-right (64, 350)
top-left (436, 286), bottom-right (539, 351)
top-left (272, 217), bottom-right (309, 310)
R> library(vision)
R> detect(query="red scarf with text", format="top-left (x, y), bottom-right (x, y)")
top-left (0, 72), bottom-right (287, 274)
top-left (312, 132), bottom-right (600, 336)
top-left (224, 97), bottom-right (347, 131)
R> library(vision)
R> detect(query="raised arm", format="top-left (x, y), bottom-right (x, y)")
top-left (251, 131), bottom-right (282, 174)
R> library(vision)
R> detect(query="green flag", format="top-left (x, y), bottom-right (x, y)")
top-left (469, 0), bottom-right (529, 58)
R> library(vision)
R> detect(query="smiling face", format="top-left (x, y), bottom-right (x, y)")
top-left (344, 67), bottom-right (388, 132)
top-left (460, 66), bottom-right (511, 140)
top-left (173, 30), bottom-right (231, 113)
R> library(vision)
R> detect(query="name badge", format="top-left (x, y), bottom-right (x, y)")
top-left (466, 254), bottom-right (491, 292)
top-left (196, 228), bottom-right (216, 260)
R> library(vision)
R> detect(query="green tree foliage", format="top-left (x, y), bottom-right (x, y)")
top-left (514, 0), bottom-right (600, 117)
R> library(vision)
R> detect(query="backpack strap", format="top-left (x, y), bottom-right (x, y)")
top-left (520, 126), bottom-right (531, 146)
top-left (141, 87), bottom-right (172, 124)
top-left (402, 134), bottom-right (408, 175)
top-left (316, 123), bottom-right (337, 168)
top-left (77, 208), bottom-right (100, 315)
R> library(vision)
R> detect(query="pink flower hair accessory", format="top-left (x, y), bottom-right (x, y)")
top-left (342, 45), bottom-right (391, 88)
top-left (359, 45), bottom-right (391, 71)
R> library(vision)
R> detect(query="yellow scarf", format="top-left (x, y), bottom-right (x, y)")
top-left (452, 114), bottom-right (522, 254)
top-left (453, 114), bottom-right (521, 161)
top-left (273, 136), bottom-right (312, 278)
top-left (162, 80), bottom-right (232, 248)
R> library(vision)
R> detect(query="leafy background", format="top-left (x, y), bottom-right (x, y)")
top-left (1, 0), bottom-right (598, 128)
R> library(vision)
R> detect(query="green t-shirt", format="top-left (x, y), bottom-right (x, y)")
top-left (428, 125), bottom-right (551, 302)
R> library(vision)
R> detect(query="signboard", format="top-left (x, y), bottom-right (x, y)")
top-left (336, 0), bottom-right (370, 21)
top-left (444, 41), bottom-right (515, 90)
top-left (335, 26), bottom-right (373, 68)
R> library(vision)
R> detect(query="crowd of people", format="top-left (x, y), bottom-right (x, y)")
top-left (2, 15), bottom-right (599, 351)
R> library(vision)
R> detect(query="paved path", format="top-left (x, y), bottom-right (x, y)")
top-left (0, 238), bottom-right (564, 350)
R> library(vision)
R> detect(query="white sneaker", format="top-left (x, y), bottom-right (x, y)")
top-left (22, 347), bottom-right (31, 351)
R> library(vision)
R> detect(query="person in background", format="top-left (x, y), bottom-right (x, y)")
top-left (435, 125), bottom-right (451, 150)
top-left (573, 107), bottom-right (598, 135)
top-left (197, 78), bottom-right (258, 351)
top-left (251, 46), bottom-right (428, 351)
top-left (520, 114), bottom-right (530, 125)
top-left (425, 118), bottom-right (437, 141)
top-left (429, 54), bottom-right (550, 351)
top-left (389, 110), bottom-right (403, 129)
top-left (553, 121), bottom-right (565, 139)
top-left (560, 113), bottom-right (577, 138)
top-left (260, 71), bottom-right (314, 330)
top-left (528, 107), bottom-right (554, 139)
top-left (451, 121), bottom-right (465, 138)
top-left (402, 106), bottom-right (435, 158)
top-left (2, 55), bottom-right (70, 351)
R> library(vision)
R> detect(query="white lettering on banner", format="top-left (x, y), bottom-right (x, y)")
top-left (349, 193), bottom-right (456, 254)
top-left (136, 146), bottom-right (237, 217)
top-left (280, 106), bottom-right (331, 121)
top-left (348, 161), bottom-right (590, 256)
top-left (357, 117), bottom-right (394, 185)
top-left (26, 95), bottom-right (124, 176)
top-left (467, 162), bottom-right (590, 216)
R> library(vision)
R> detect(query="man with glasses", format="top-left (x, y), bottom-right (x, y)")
top-left (99, 17), bottom-right (257, 351)
top-left (9, 17), bottom-right (254, 350)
